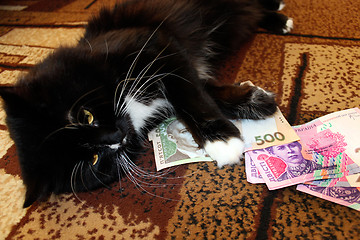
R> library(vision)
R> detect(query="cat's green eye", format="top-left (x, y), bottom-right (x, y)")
top-left (83, 109), bottom-right (94, 125)
top-left (92, 154), bottom-right (99, 166)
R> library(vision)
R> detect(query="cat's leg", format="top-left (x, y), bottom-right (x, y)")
top-left (258, 0), bottom-right (285, 11)
top-left (163, 76), bottom-right (245, 168)
top-left (205, 81), bottom-right (277, 120)
top-left (259, 12), bottom-right (293, 34)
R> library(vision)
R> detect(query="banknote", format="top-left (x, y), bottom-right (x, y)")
top-left (293, 108), bottom-right (360, 168)
top-left (247, 108), bottom-right (360, 190)
top-left (247, 142), bottom-right (326, 190)
top-left (233, 108), bottom-right (300, 151)
top-left (346, 173), bottom-right (360, 187)
top-left (246, 153), bottom-right (360, 189)
top-left (304, 171), bottom-right (360, 188)
top-left (149, 108), bottom-right (299, 171)
top-left (244, 152), bottom-right (264, 184)
top-left (148, 117), bottom-right (212, 171)
top-left (296, 184), bottom-right (360, 211)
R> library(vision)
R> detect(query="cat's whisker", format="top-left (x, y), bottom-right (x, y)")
top-left (70, 162), bottom-right (86, 204)
top-left (115, 156), bottom-right (124, 193)
top-left (119, 73), bottom-right (168, 116)
top-left (124, 18), bottom-right (168, 86)
top-left (114, 77), bottom-right (136, 114)
top-left (89, 165), bottom-right (112, 177)
top-left (122, 165), bottom-right (165, 188)
top-left (131, 70), bottom-right (167, 97)
top-left (115, 47), bottom-right (179, 116)
top-left (122, 152), bottom-right (173, 178)
top-left (119, 72), bottom-right (173, 116)
top-left (120, 72), bottom-right (190, 116)
top-left (126, 43), bottom-right (170, 97)
top-left (117, 156), bottom-right (179, 201)
top-left (104, 38), bottom-right (109, 62)
top-left (114, 74), bottom-right (158, 116)
top-left (40, 125), bottom-right (79, 149)
top-left (167, 73), bottom-right (193, 84)
top-left (119, 67), bottom-right (190, 116)
top-left (80, 161), bottom-right (90, 192)
top-left (123, 150), bottom-right (204, 179)
top-left (115, 75), bottom-right (156, 116)
top-left (121, 153), bottom-right (184, 188)
top-left (115, 63), bottom-right (163, 116)
top-left (115, 37), bottom-right (158, 114)
top-left (84, 38), bottom-right (93, 53)
top-left (124, 167), bottom-right (170, 187)
top-left (87, 162), bottom-right (112, 189)
top-left (125, 45), bottom-right (181, 102)
top-left (118, 154), bottom-right (162, 185)
top-left (114, 18), bottom-right (170, 114)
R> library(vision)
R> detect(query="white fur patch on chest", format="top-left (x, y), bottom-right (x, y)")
top-left (124, 96), bottom-right (171, 132)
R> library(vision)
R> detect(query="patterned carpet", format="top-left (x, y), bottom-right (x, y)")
top-left (1, 0), bottom-right (359, 239)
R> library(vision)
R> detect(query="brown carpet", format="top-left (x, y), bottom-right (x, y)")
top-left (1, 0), bottom-right (360, 239)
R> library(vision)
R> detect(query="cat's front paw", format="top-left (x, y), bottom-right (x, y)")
top-left (250, 86), bottom-right (275, 107)
top-left (240, 85), bottom-right (277, 119)
top-left (283, 18), bottom-right (293, 34)
top-left (204, 137), bottom-right (244, 168)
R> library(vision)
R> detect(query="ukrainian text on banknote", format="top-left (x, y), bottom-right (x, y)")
top-left (149, 108), bottom-right (299, 171)
top-left (245, 152), bottom-right (264, 184)
top-left (296, 184), bottom-right (360, 211)
top-left (247, 108), bottom-right (360, 190)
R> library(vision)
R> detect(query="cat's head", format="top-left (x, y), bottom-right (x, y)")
top-left (0, 47), bottom-right (139, 207)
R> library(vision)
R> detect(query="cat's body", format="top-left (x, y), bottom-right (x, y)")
top-left (0, 0), bottom-right (292, 207)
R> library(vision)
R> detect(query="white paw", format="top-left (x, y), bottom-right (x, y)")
top-left (283, 18), bottom-right (293, 34)
top-left (204, 137), bottom-right (245, 168)
top-left (278, 2), bottom-right (286, 11)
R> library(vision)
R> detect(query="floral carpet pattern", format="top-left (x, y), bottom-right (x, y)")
top-left (0, 0), bottom-right (359, 239)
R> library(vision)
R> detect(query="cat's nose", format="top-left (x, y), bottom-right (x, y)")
top-left (107, 134), bottom-right (128, 151)
top-left (98, 128), bottom-right (126, 146)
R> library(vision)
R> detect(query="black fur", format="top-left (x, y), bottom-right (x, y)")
top-left (0, 0), bottom-right (291, 207)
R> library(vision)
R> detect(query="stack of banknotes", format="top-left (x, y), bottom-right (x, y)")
top-left (148, 108), bottom-right (360, 211)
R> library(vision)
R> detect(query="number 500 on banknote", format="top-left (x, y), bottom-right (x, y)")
top-left (254, 132), bottom-right (286, 146)
top-left (232, 108), bottom-right (300, 151)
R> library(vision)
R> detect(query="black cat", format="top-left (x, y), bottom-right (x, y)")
top-left (0, 0), bottom-right (292, 207)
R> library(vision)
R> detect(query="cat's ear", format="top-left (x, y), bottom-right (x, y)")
top-left (0, 86), bottom-right (22, 105)
top-left (0, 86), bottom-right (30, 116)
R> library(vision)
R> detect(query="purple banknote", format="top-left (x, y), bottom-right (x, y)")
top-left (297, 184), bottom-right (360, 211)
top-left (247, 108), bottom-right (360, 190)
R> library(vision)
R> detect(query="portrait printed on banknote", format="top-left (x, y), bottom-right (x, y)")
top-left (265, 141), bottom-right (323, 181)
top-left (166, 119), bottom-right (207, 162)
top-left (149, 118), bottom-right (211, 170)
top-left (248, 140), bottom-right (327, 190)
